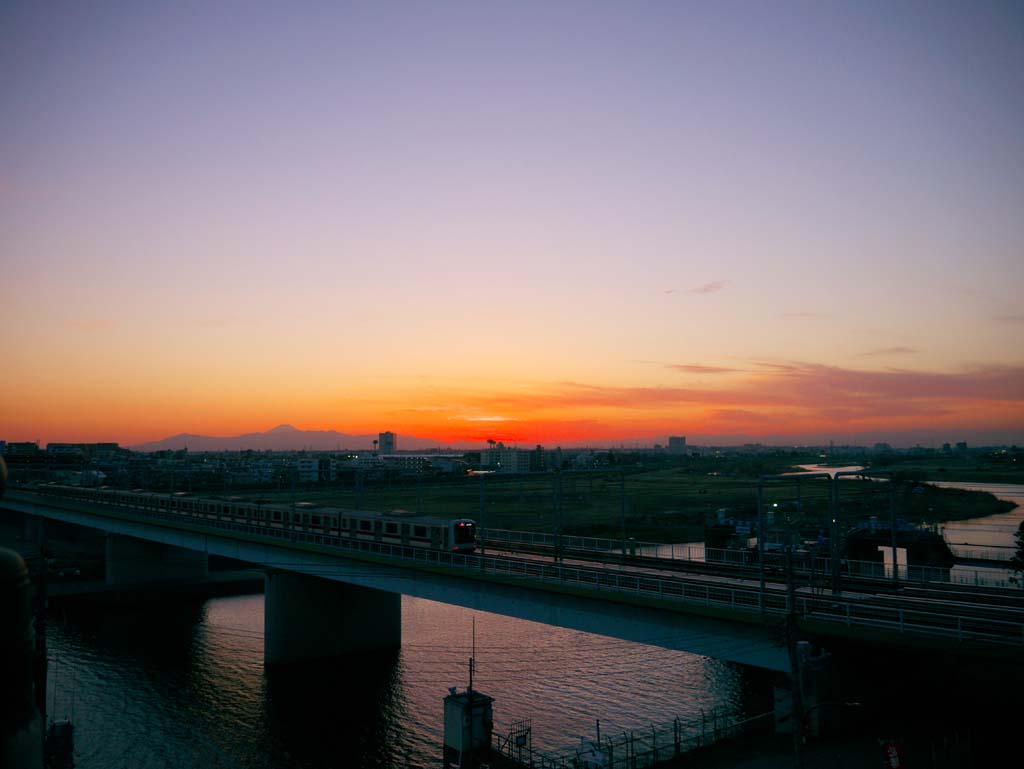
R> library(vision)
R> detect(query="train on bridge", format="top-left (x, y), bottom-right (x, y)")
top-left (30, 483), bottom-right (479, 553)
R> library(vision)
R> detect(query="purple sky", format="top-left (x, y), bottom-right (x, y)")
top-left (2, 2), bottom-right (1022, 446)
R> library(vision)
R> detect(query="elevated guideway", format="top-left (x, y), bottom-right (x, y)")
top-left (5, 489), bottom-right (1022, 669)
top-left (3, 490), bottom-right (789, 671)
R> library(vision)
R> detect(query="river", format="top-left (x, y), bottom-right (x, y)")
top-left (45, 584), bottom-right (761, 768)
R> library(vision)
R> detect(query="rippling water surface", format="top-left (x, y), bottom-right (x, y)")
top-left (47, 594), bottom-right (758, 769)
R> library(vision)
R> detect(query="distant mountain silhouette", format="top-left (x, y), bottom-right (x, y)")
top-left (129, 426), bottom-right (1021, 453)
top-left (266, 424), bottom-right (300, 434)
top-left (131, 426), bottom-right (470, 453)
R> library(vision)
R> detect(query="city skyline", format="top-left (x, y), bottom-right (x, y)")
top-left (2, 2), bottom-right (1022, 447)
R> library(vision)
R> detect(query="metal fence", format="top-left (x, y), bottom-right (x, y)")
top-left (482, 527), bottom-right (1018, 588)
top-left (494, 709), bottom-right (775, 769)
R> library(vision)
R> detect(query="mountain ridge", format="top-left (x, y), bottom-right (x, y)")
top-left (127, 425), bottom-right (1024, 452)
top-left (131, 427), bottom-right (471, 452)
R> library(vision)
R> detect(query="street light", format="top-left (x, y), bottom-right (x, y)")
top-left (757, 472), bottom-right (832, 612)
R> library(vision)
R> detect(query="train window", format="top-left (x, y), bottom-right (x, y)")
top-left (413, 525), bottom-right (427, 538)
top-left (312, 515), bottom-right (321, 526)
top-left (385, 523), bottom-right (398, 535)
top-left (272, 510), bottom-right (282, 521)
top-left (359, 520), bottom-right (371, 532)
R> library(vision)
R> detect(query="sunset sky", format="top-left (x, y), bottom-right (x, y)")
top-left (2, 2), bottom-right (1023, 447)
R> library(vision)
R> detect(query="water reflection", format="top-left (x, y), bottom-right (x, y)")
top-left (48, 592), bottom-right (751, 768)
top-left (264, 652), bottom-right (407, 769)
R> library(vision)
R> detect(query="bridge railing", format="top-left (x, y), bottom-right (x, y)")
top-left (482, 528), bottom-right (1018, 589)
top-left (21, 493), bottom-right (1024, 648)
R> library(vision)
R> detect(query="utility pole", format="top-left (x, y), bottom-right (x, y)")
top-left (467, 617), bottom-right (475, 769)
top-left (829, 480), bottom-right (841, 597)
top-left (33, 541), bottom-right (48, 761)
top-left (619, 471), bottom-right (627, 560)
top-left (478, 473), bottom-right (486, 558)
top-left (757, 481), bottom-right (765, 612)
top-left (785, 545), bottom-right (805, 769)
top-left (889, 480), bottom-right (899, 587)
top-left (555, 470), bottom-right (563, 562)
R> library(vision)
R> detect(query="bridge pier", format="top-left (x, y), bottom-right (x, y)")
top-left (263, 571), bottom-right (400, 667)
top-left (775, 642), bottom-right (836, 738)
top-left (22, 514), bottom-right (44, 546)
top-left (105, 534), bottom-right (208, 586)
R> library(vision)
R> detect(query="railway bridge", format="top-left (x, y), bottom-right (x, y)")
top-left (3, 489), bottom-right (1022, 676)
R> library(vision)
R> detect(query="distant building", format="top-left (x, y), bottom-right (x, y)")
top-left (318, 457), bottom-right (340, 482)
top-left (530, 445), bottom-right (546, 472)
top-left (955, 441), bottom-right (968, 452)
top-left (4, 442), bottom-right (39, 456)
top-left (480, 442), bottom-right (532, 473)
top-left (47, 443), bottom-right (85, 456)
top-left (379, 432), bottom-right (397, 454)
top-left (385, 455), bottom-right (433, 474)
top-left (572, 451), bottom-right (595, 469)
top-left (0, 441), bottom-right (6, 455)
top-left (668, 436), bottom-right (687, 454)
top-left (296, 457), bottom-right (319, 483)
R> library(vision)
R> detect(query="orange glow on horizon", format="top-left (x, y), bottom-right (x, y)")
top-left (4, 362), bottom-right (1022, 447)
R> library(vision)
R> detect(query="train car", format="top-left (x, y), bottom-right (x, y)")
top-left (31, 484), bottom-right (477, 553)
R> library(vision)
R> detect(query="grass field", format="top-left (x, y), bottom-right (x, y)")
top-left (231, 455), bottom-right (1015, 543)
top-left (864, 453), bottom-right (1024, 484)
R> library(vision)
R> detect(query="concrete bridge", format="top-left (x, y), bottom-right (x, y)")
top-left (5, 489), bottom-right (1022, 675)
top-left (3, 490), bottom-right (790, 671)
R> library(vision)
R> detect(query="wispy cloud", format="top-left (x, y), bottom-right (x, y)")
top-left (689, 280), bottom-right (728, 295)
top-left (628, 360), bottom-right (743, 374)
top-left (666, 364), bottom-right (743, 374)
top-left (857, 346), bottom-right (917, 357)
top-left (441, 364), bottom-right (1024, 438)
top-left (994, 314), bottom-right (1024, 323)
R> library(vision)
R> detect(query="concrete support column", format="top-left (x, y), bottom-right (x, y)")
top-left (775, 643), bottom-right (835, 738)
top-left (105, 534), bottom-right (208, 587)
top-left (264, 571), bottom-right (400, 666)
top-left (22, 515), bottom-right (44, 547)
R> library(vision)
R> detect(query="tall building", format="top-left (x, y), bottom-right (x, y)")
top-left (668, 436), bottom-right (687, 454)
top-left (296, 457), bottom-right (319, 483)
top-left (379, 431), bottom-right (397, 454)
top-left (480, 442), bottom-right (532, 473)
